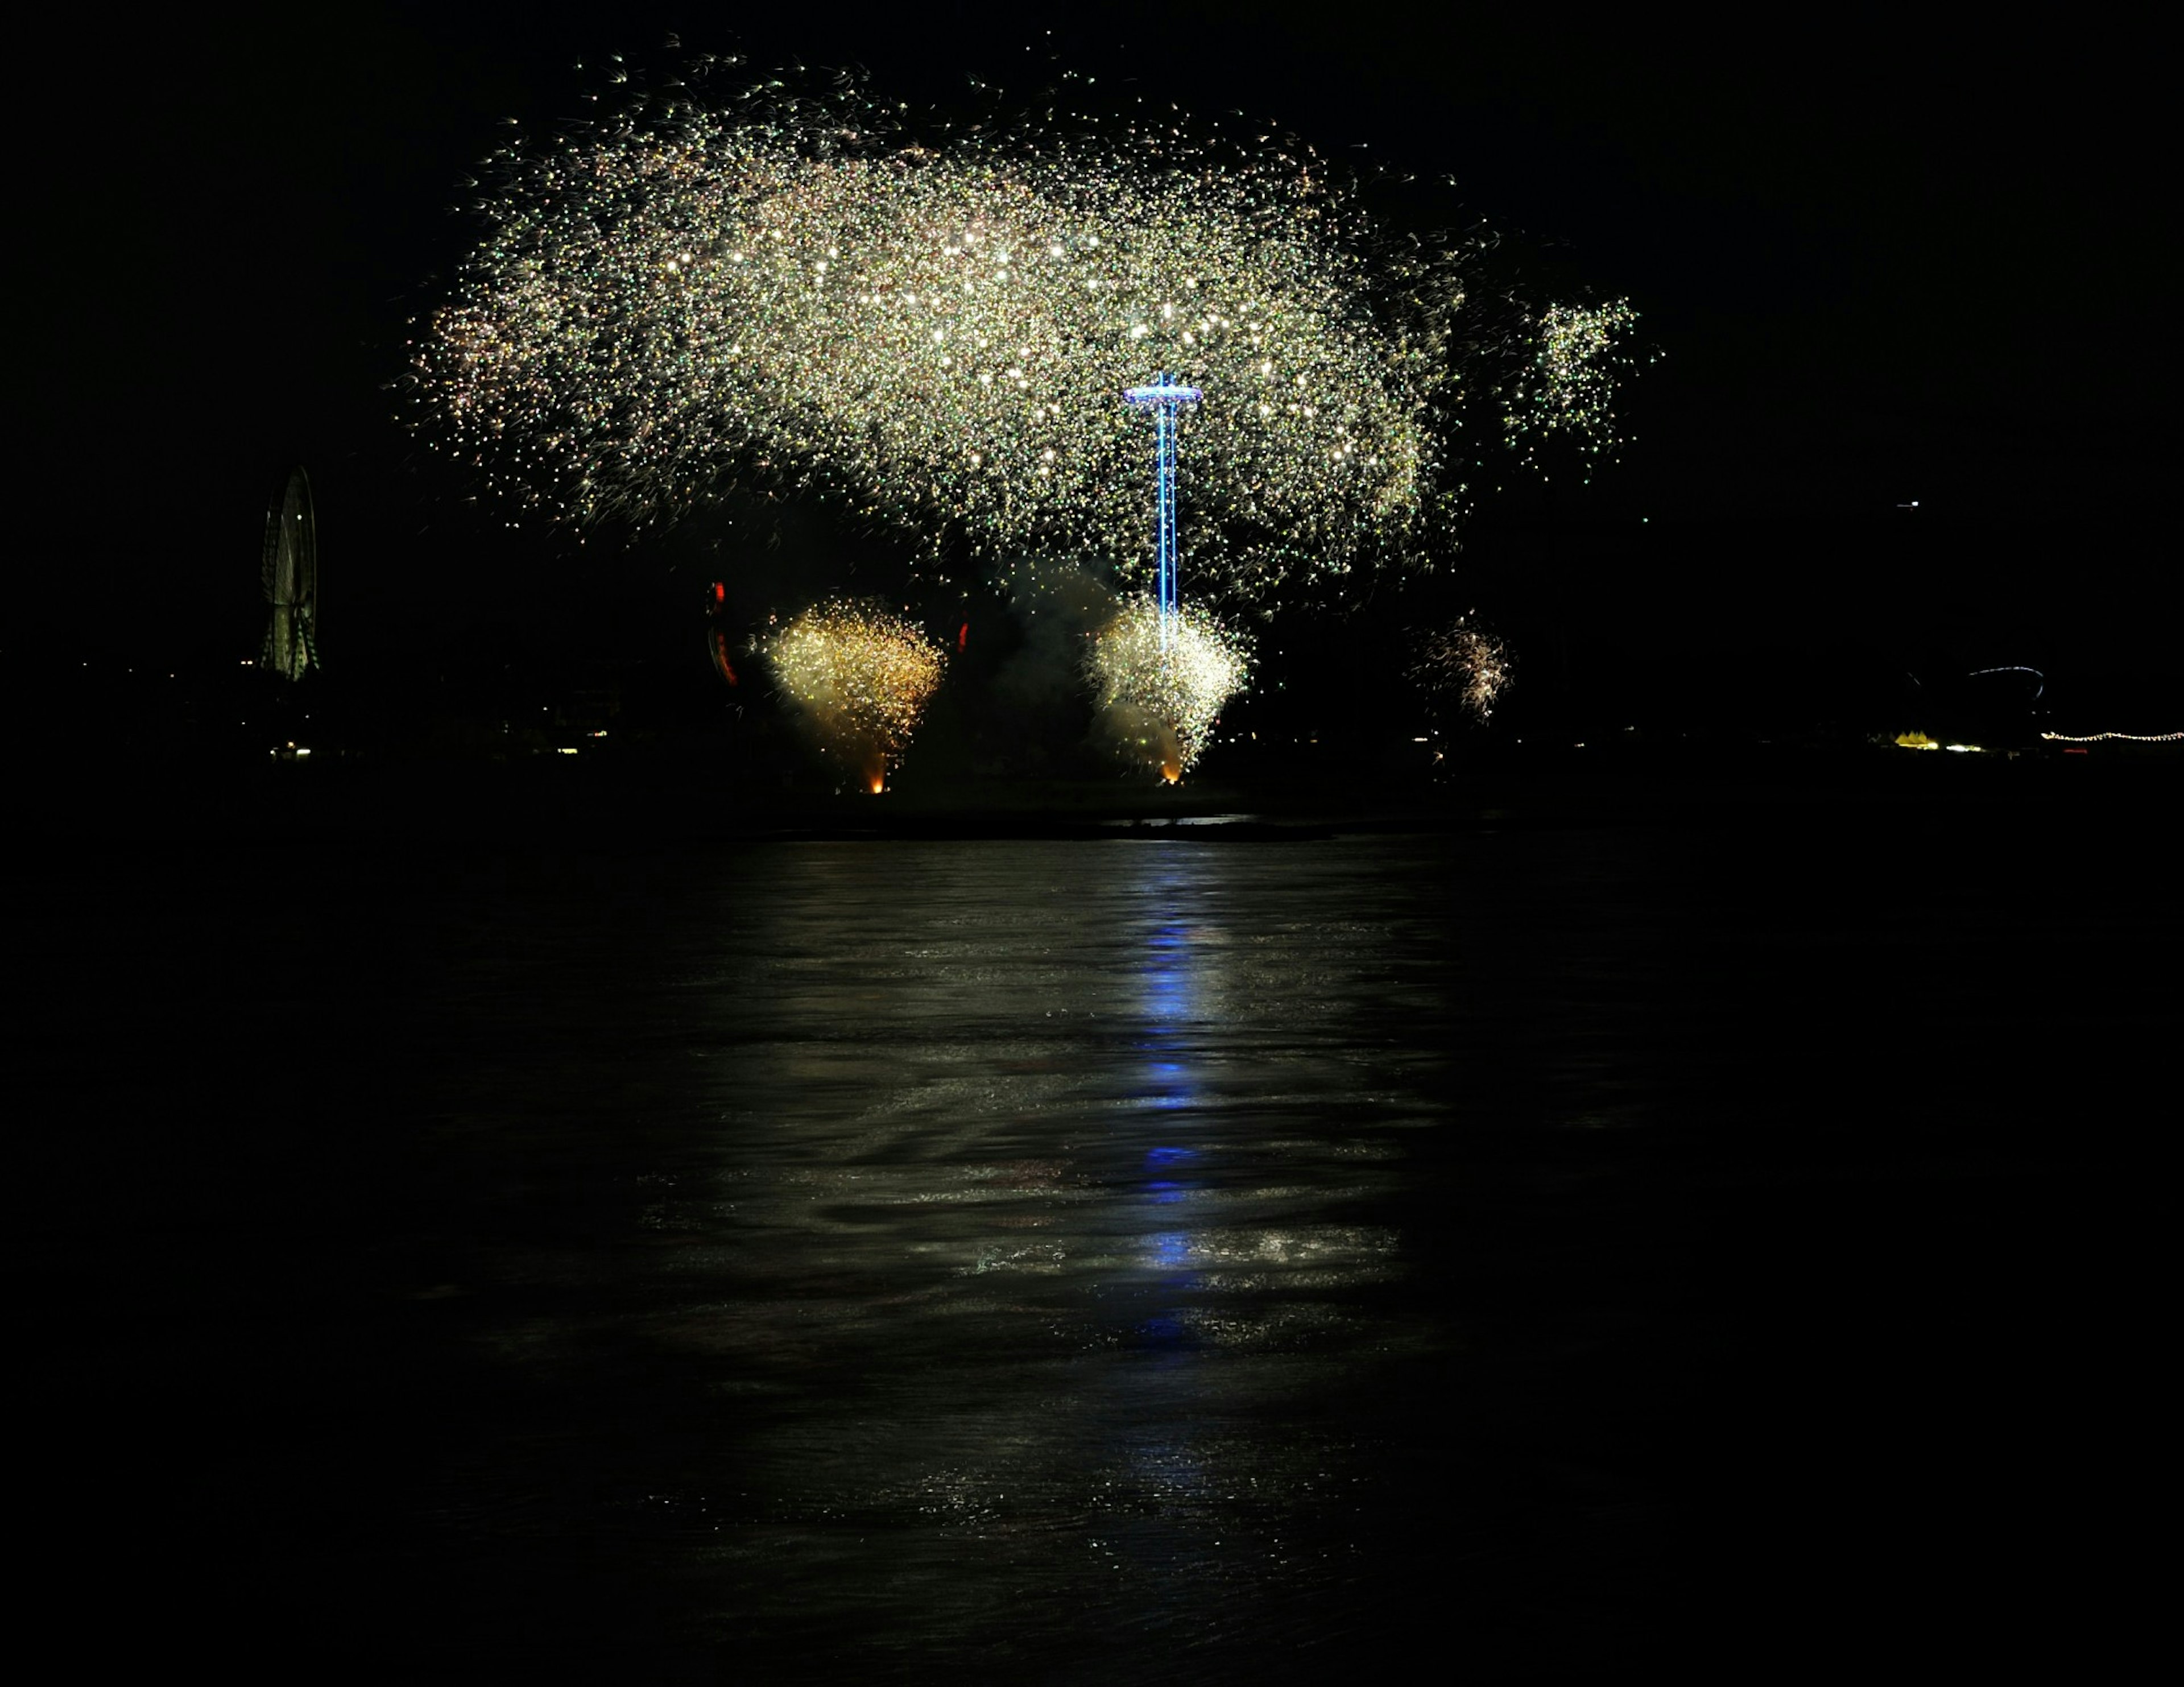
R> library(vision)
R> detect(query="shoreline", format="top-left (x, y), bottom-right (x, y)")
top-left (14, 737), bottom-right (2177, 845)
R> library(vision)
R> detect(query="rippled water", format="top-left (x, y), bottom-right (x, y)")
top-left (18, 806), bottom-right (2172, 1680)
top-left (412, 837), bottom-right (1645, 1679)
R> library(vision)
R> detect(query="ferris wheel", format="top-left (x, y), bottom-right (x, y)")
top-left (262, 466), bottom-right (318, 680)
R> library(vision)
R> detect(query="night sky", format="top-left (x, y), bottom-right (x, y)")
top-left (16, 18), bottom-right (2174, 1677)
top-left (24, 5), bottom-right (2174, 734)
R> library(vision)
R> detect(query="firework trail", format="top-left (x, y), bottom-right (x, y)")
top-left (1410, 613), bottom-right (1512, 722)
top-left (766, 600), bottom-right (947, 789)
top-left (410, 62), bottom-right (1639, 603)
top-left (1086, 597), bottom-right (1250, 781)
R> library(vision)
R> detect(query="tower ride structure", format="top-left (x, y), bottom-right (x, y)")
top-left (1122, 374), bottom-right (1202, 649)
top-left (262, 466), bottom-right (319, 681)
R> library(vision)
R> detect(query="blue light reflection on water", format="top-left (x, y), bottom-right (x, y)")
top-left (422, 838), bottom-right (1498, 1674)
top-left (39, 807), bottom-right (2142, 1676)
top-left (1141, 913), bottom-right (1193, 1114)
top-left (1135, 865), bottom-right (1203, 1350)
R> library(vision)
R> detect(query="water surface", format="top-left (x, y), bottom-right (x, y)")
top-left (403, 836), bottom-right (1668, 1678)
top-left (16, 812), bottom-right (2170, 1680)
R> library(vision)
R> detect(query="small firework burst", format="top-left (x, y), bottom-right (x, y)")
top-left (766, 600), bottom-right (946, 789)
top-left (1086, 598), bottom-right (1250, 780)
top-left (1411, 614), bottom-right (1512, 722)
top-left (1500, 299), bottom-right (1643, 474)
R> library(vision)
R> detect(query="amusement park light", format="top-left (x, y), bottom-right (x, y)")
top-left (1123, 375), bottom-right (1202, 650)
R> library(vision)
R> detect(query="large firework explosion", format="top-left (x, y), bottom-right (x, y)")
top-left (1086, 598), bottom-right (1251, 781)
top-left (765, 600), bottom-right (947, 789)
top-left (410, 60), bottom-right (1637, 611)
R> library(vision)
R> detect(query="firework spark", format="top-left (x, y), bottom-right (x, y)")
top-left (412, 63), bottom-right (1645, 622)
top-left (1411, 613), bottom-right (1512, 722)
top-left (1500, 300), bottom-right (1643, 474)
top-left (411, 78), bottom-right (1430, 602)
top-left (1086, 597), bottom-right (1250, 780)
top-left (766, 600), bottom-right (947, 789)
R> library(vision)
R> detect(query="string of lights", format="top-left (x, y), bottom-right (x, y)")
top-left (2040, 730), bottom-right (2183, 743)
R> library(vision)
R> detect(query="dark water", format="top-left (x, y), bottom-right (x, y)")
top-left (13, 799), bottom-right (2173, 1680)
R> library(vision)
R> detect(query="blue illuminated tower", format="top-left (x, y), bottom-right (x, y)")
top-left (1123, 373), bottom-right (1202, 648)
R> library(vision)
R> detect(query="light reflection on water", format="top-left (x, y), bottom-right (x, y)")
top-left (435, 838), bottom-right (1542, 1674)
top-left (34, 804), bottom-right (2162, 1677)
top-left (694, 844), bottom-right (1410, 1665)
